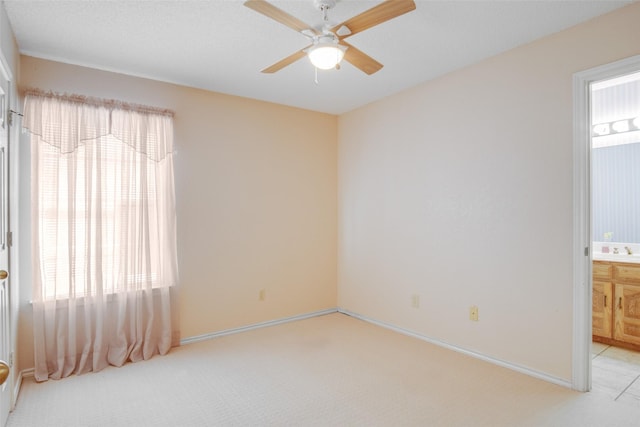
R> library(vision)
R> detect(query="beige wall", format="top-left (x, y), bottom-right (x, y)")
top-left (17, 56), bottom-right (338, 371)
top-left (338, 3), bottom-right (640, 382)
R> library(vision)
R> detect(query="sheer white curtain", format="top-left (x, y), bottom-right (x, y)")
top-left (24, 91), bottom-right (179, 381)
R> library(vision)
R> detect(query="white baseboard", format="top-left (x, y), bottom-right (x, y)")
top-left (15, 308), bottom-right (569, 394)
top-left (180, 308), bottom-right (339, 346)
top-left (338, 308), bottom-right (573, 389)
top-left (12, 368), bottom-right (35, 410)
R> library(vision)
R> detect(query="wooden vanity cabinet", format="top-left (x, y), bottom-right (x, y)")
top-left (593, 260), bottom-right (640, 349)
top-left (592, 261), bottom-right (613, 339)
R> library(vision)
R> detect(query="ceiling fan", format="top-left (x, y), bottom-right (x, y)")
top-left (244, 0), bottom-right (416, 75)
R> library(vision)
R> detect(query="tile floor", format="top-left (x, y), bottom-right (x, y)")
top-left (592, 341), bottom-right (640, 407)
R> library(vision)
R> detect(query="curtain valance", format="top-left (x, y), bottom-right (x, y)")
top-left (23, 90), bottom-right (174, 161)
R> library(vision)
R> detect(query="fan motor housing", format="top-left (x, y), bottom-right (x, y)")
top-left (314, 0), bottom-right (336, 11)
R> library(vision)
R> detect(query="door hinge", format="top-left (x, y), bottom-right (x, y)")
top-left (9, 351), bottom-right (13, 367)
top-left (585, 247), bottom-right (589, 256)
top-left (6, 231), bottom-right (12, 248)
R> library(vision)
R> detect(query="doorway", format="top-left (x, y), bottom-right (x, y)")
top-left (573, 55), bottom-right (640, 393)
top-left (590, 71), bottom-right (640, 402)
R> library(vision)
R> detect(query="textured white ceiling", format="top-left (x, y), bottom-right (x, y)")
top-left (4, 0), bottom-right (635, 114)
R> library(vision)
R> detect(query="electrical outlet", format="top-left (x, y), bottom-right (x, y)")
top-left (259, 289), bottom-right (266, 301)
top-left (411, 294), bottom-right (420, 309)
top-left (469, 306), bottom-right (479, 321)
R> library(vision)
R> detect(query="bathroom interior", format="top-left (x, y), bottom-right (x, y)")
top-left (590, 70), bottom-right (640, 402)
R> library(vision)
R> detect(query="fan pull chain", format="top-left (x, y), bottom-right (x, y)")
top-left (315, 66), bottom-right (319, 84)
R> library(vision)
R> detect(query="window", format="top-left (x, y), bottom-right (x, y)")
top-left (26, 93), bottom-right (178, 302)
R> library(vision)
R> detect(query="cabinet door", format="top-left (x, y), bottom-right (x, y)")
top-left (593, 281), bottom-right (613, 338)
top-left (614, 283), bottom-right (640, 345)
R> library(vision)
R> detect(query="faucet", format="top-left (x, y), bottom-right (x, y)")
top-left (625, 246), bottom-right (633, 255)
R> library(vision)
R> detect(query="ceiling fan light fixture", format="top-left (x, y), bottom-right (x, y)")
top-left (244, 0), bottom-right (416, 75)
top-left (308, 42), bottom-right (346, 70)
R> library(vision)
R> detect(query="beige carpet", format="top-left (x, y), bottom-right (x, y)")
top-left (7, 313), bottom-right (640, 426)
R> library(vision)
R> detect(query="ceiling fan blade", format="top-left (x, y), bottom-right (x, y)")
top-left (245, 0), bottom-right (316, 34)
top-left (262, 49), bottom-right (309, 73)
top-left (340, 42), bottom-right (383, 75)
top-left (331, 0), bottom-right (416, 38)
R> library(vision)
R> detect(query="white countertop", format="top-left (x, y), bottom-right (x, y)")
top-left (593, 252), bottom-right (640, 264)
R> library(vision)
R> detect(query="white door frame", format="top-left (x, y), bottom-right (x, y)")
top-left (0, 50), bottom-right (11, 427)
top-left (573, 54), bottom-right (640, 392)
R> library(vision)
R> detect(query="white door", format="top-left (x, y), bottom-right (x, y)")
top-left (0, 72), bottom-right (11, 427)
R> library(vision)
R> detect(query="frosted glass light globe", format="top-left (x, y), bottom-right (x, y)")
top-left (308, 43), bottom-right (345, 70)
